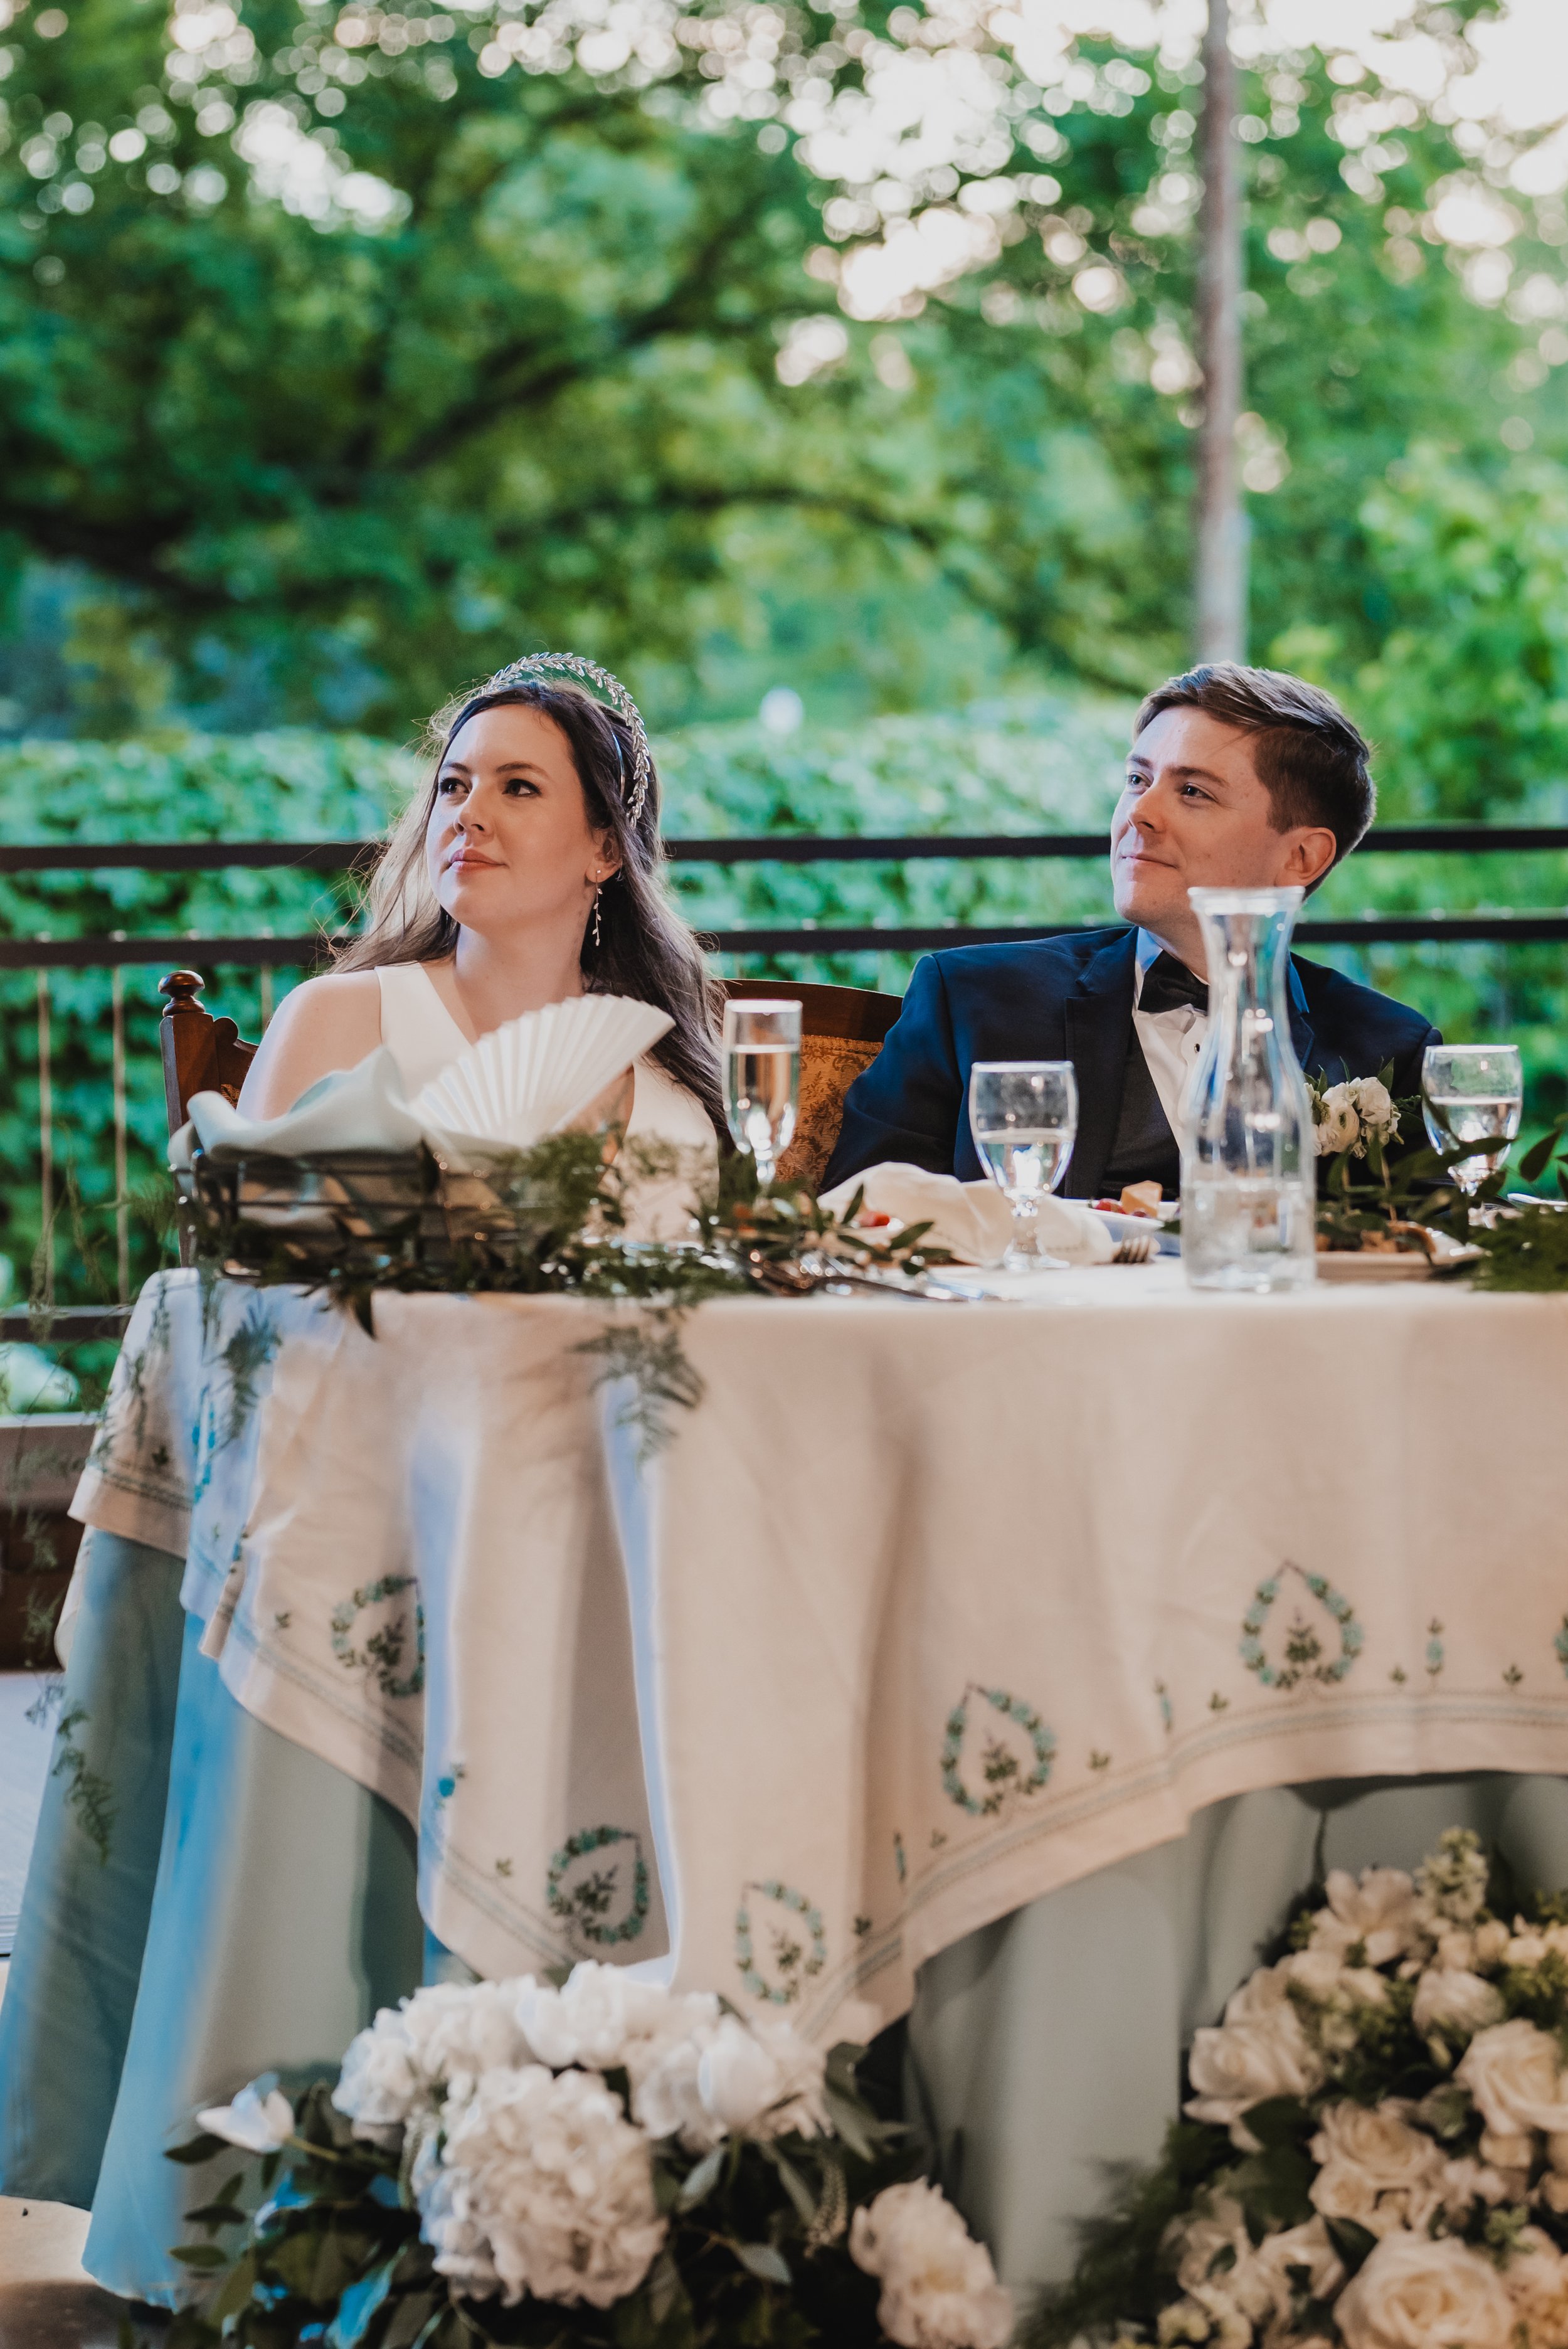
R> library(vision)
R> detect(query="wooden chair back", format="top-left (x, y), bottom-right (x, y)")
top-left (160, 970), bottom-right (258, 1136)
top-left (157, 968), bottom-right (903, 1196)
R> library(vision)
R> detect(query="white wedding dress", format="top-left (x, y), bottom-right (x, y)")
top-left (374, 963), bottom-right (717, 1234)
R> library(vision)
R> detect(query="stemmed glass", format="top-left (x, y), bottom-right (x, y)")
top-left (968, 1062), bottom-right (1079, 1270)
top-left (1422, 1043), bottom-right (1523, 1201)
top-left (723, 999), bottom-right (801, 1186)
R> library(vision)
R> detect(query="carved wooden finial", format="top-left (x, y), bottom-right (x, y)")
top-left (159, 969), bottom-right (207, 1015)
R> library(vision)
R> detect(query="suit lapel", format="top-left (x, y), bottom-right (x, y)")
top-left (1062, 930), bottom-right (1139, 1198)
top-left (1287, 955), bottom-right (1323, 1080)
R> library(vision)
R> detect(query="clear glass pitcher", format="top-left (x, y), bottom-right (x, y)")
top-left (1180, 886), bottom-right (1316, 1292)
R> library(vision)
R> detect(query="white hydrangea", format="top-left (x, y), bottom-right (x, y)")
top-left (420, 2064), bottom-right (665, 2308)
top-left (514, 1962), bottom-right (696, 2073)
top-left (849, 2181), bottom-right (1013, 2349)
top-left (334, 1981), bottom-right (532, 2140)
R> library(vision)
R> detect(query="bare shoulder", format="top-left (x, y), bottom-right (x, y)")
top-left (237, 967), bottom-right (384, 1118)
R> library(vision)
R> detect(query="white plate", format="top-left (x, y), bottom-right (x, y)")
top-left (1315, 1250), bottom-right (1434, 1282)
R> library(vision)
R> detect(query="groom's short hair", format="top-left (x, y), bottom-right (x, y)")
top-left (1134, 663), bottom-right (1375, 872)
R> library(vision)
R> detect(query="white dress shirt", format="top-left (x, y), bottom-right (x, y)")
top-left (1131, 930), bottom-right (1208, 1142)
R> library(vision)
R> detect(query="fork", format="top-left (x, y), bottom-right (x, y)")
top-left (1110, 1230), bottom-right (1160, 1264)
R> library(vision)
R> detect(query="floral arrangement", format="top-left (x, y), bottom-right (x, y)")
top-left (1309, 1074), bottom-right (1404, 1167)
top-left (163, 1959), bottom-right (1012, 2349)
top-left (1025, 1829), bottom-right (1568, 2349)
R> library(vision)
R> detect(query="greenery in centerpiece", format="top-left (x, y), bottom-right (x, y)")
top-left (177, 1128), bottom-right (951, 1451)
top-left (1025, 1829), bottom-right (1568, 2349)
top-left (158, 1963), bottom-right (1012, 2349)
top-left (1307, 1070), bottom-right (1568, 1285)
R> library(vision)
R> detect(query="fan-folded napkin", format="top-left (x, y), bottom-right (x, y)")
top-left (817, 1162), bottom-right (1113, 1266)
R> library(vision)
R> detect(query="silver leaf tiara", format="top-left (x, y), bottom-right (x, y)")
top-left (482, 652), bottom-right (652, 826)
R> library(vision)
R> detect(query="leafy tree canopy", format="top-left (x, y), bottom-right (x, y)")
top-left (3, 0), bottom-right (1568, 800)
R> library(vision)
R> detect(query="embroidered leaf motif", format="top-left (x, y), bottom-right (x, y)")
top-left (734, 1880), bottom-right (826, 2007)
top-left (546, 1826), bottom-right (650, 1948)
top-left (1239, 1561), bottom-right (1362, 1694)
top-left (940, 1683), bottom-right (1055, 1817)
top-left (330, 1576), bottom-right (425, 1700)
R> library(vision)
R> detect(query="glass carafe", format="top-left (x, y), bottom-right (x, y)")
top-left (1180, 886), bottom-right (1316, 1292)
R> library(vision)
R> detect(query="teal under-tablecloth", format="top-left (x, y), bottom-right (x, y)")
top-left (6, 1522), bottom-right (1567, 2306)
top-left (0, 1527), bottom-right (425, 2304)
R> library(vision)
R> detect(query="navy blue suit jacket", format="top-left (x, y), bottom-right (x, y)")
top-left (822, 927), bottom-right (1441, 1198)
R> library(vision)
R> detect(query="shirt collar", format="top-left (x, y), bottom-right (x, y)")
top-left (1133, 925), bottom-right (1311, 1023)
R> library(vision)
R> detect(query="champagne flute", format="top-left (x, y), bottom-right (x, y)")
top-left (723, 1000), bottom-right (800, 1185)
top-left (1422, 1042), bottom-right (1523, 1200)
top-left (968, 1062), bottom-right (1079, 1270)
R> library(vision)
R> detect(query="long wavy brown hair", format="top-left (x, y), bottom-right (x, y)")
top-left (336, 681), bottom-right (726, 1139)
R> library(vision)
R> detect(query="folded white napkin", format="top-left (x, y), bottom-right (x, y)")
top-left (817, 1161), bottom-right (1113, 1267)
top-left (171, 1047), bottom-right (427, 1169)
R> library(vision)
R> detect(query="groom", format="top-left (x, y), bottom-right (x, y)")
top-left (822, 664), bottom-right (1439, 1200)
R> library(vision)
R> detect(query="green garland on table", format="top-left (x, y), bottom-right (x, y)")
top-left (177, 1133), bottom-right (951, 1453)
top-left (179, 1132), bottom-right (945, 1323)
top-left (1023, 1829), bottom-right (1568, 2349)
top-left (156, 1966), bottom-right (1014, 2349)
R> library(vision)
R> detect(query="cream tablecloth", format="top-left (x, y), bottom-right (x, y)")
top-left (72, 1264), bottom-right (1568, 2041)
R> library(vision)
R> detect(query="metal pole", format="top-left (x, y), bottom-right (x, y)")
top-left (1195, 0), bottom-right (1246, 662)
top-left (36, 968), bottom-right (54, 1308)
top-left (112, 965), bottom-right (130, 1303)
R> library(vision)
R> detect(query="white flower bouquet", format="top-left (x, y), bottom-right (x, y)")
top-left (1025, 1830), bottom-right (1568, 2348)
top-left (167, 1961), bottom-right (1012, 2349)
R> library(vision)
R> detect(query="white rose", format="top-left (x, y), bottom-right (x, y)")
top-left (1434, 2154), bottom-right (1517, 2216)
top-left (1474, 1919), bottom-right (1511, 1969)
top-left (197, 2081), bottom-right (294, 2153)
top-left (1412, 1967), bottom-right (1506, 2040)
top-left (420, 2063), bottom-right (665, 2309)
top-left (1171, 2195), bottom-right (1251, 2296)
top-left (1350, 1077), bottom-right (1398, 1143)
top-left (849, 2181), bottom-right (1013, 2349)
top-left (1249, 2215), bottom-right (1345, 2311)
top-left (1335, 2229), bottom-right (1516, 2349)
top-left (1310, 1867), bottom-right (1419, 1967)
top-left (696, 2014), bottom-right (827, 2141)
top-left (1458, 2018), bottom-right (1568, 2136)
top-left (1311, 2101), bottom-right (1442, 2195)
top-left (1185, 1965), bottom-right (1324, 2137)
top-left (1507, 2225), bottom-right (1568, 2341)
top-left (1316, 1083), bottom-right (1362, 1155)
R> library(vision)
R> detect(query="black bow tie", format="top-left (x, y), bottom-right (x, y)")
top-left (1140, 952), bottom-right (1209, 1017)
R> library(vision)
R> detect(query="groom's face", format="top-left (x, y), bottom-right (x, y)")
top-left (1110, 706), bottom-right (1335, 953)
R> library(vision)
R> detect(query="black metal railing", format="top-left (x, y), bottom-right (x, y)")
top-left (6, 825), bottom-right (1568, 965)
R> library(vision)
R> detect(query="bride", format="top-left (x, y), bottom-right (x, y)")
top-left (238, 654), bottom-right (725, 1165)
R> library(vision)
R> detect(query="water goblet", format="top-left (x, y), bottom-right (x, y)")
top-left (723, 999), bottom-right (801, 1185)
top-left (968, 1061), bottom-right (1079, 1270)
top-left (1422, 1042), bottom-right (1523, 1201)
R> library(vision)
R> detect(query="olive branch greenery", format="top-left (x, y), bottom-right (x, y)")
top-left (176, 1130), bottom-right (950, 1453)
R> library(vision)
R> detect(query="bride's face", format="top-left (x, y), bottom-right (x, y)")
top-left (425, 703), bottom-right (620, 938)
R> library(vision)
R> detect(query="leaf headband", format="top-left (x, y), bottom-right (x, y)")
top-left (478, 652), bottom-right (653, 827)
